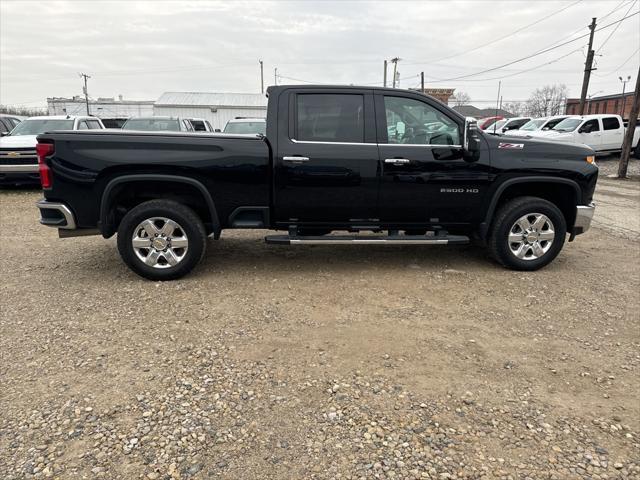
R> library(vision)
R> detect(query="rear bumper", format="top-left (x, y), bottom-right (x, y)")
top-left (572, 203), bottom-right (595, 236)
top-left (36, 200), bottom-right (77, 229)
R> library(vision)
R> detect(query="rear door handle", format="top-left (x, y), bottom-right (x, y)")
top-left (283, 156), bottom-right (310, 163)
top-left (385, 158), bottom-right (411, 165)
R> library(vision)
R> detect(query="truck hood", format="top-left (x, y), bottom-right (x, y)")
top-left (484, 132), bottom-right (593, 159)
top-left (0, 135), bottom-right (38, 149)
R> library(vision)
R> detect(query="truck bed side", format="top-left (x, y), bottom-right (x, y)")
top-left (38, 130), bottom-right (271, 235)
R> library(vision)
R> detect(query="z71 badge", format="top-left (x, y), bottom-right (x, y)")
top-left (498, 142), bottom-right (524, 149)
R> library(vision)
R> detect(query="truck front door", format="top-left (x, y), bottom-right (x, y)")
top-left (375, 92), bottom-right (491, 226)
top-left (274, 90), bottom-right (379, 226)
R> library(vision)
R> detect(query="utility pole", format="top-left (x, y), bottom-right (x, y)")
top-left (274, 67), bottom-right (277, 86)
top-left (390, 57), bottom-right (401, 88)
top-left (421, 71), bottom-right (424, 92)
top-left (619, 75), bottom-right (631, 118)
top-left (492, 81), bottom-right (501, 134)
top-left (383, 60), bottom-right (387, 87)
top-left (79, 72), bottom-right (91, 115)
top-left (259, 60), bottom-right (264, 94)
top-left (578, 18), bottom-right (597, 115)
top-left (617, 66), bottom-right (639, 178)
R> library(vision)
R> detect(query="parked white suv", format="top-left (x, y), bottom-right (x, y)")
top-left (530, 114), bottom-right (640, 156)
top-left (0, 115), bottom-right (104, 185)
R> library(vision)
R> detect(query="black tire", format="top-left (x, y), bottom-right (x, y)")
top-left (488, 196), bottom-right (566, 271)
top-left (634, 146), bottom-right (640, 159)
top-left (117, 200), bottom-right (206, 280)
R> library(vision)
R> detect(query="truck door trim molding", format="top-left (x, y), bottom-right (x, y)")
top-left (100, 174), bottom-right (220, 237)
top-left (290, 138), bottom-right (377, 146)
top-left (479, 176), bottom-right (581, 239)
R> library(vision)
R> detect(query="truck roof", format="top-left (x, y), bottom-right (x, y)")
top-left (24, 115), bottom-right (96, 121)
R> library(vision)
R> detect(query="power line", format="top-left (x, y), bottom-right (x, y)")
top-left (596, 0), bottom-right (638, 53)
top-left (405, 0), bottom-right (583, 66)
top-left (593, 47), bottom-right (640, 77)
top-left (424, 11), bottom-right (639, 83)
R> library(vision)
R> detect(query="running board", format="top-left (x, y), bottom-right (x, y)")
top-left (264, 234), bottom-right (469, 245)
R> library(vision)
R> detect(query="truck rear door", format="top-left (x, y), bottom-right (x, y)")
top-left (601, 116), bottom-right (623, 150)
top-left (273, 89), bottom-right (379, 226)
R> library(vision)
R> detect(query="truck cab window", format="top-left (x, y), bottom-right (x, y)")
top-left (296, 94), bottom-right (364, 143)
top-left (602, 117), bottom-right (620, 130)
top-left (78, 121), bottom-right (89, 130)
top-left (384, 96), bottom-right (460, 145)
top-left (579, 119), bottom-right (600, 133)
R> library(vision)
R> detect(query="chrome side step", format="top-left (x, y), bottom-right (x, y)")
top-left (265, 234), bottom-right (469, 245)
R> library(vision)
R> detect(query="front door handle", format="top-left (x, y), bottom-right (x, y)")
top-left (385, 158), bottom-right (411, 165)
top-left (283, 156), bottom-right (310, 163)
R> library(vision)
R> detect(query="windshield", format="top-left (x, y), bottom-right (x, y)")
top-left (223, 121), bottom-right (266, 135)
top-left (520, 119), bottom-right (546, 131)
top-left (9, 119), bottom-right (74, 136)
top-left (489, 119), bottom-right (506, 131)
top-left (552, 118), bottom-right (582, 132)
top-left (122, 118), bottom-right (181, 131)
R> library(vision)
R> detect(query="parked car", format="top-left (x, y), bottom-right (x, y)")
top-left (0, 114), bottom-right (22, 135)
top-left (509, 116), bottom-right (568, 137)
top-left (0, 115), bottom-right (104, 185)
top-left (477, 116), bottom-right (503, 130)
top-left (187, 118), bottom-right (214, 132)
top-left (531, 114), bottom-right (640, 156)
top-left (122, 117), bottom-right (194, 132)
top-left (100, 117), bottom-right (129, 129)
top-left (36, 85), bottom-right (598, 280)
top-left (486, 117), bottom-right (532, 135)
top-left (222, 118), bottom-right (266, 135)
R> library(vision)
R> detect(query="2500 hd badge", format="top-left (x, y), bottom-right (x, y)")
top-left (440, 188), bottom-right (480, 194)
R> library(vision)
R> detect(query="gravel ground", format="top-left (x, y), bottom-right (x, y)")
top-left (1, 186), bottom-right (639, 479)
top-left (596, 155), bottom-right (640, 179)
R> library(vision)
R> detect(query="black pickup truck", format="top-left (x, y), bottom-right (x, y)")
top-left (36, 85), bottom-right (597, 280)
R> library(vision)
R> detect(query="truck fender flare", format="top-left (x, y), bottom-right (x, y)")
top-left (479, 176), bottom-right (581, 239)
top-left (100, 174), bottom-right (220, 237)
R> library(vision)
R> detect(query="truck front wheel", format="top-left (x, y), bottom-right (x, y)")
top-left (117, 200), bottom-right (206, 280)
top-left (488, 196), bottom-right (566, 271)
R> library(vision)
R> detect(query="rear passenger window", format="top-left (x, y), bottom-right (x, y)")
top-left (296, 94), bottom-right (364, 143)
top-left (87, 120), bottom-right (102, 129)
top-left (602, 117), bottom-right (620, 130)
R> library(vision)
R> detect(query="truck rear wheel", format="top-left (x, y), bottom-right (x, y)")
top-left (488, 196), bottom-right (566, 271)
top-left (117, 200), bottom-right (206, 280)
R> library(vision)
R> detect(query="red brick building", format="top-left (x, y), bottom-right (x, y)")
top-left (411, 88), bottom-right (455, 104)
top-left (565, 92), bottom-right (637, 119)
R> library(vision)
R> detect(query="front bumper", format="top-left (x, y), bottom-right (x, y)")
top-left (36, 200), bottom-right (77, 229)
top-left (0, 165), bottom-right (40, 185)
top-left (573, 203), bottom-right (595, 236)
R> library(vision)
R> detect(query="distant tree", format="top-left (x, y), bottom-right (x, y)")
top-left (525, 84), bottom-right (568, 117)
top-left (450, 91), bottom-right (472, 107)
top-left (502, 101), bottom-right (527, 116)
top-left (0, 105), bottom-right (47, 117)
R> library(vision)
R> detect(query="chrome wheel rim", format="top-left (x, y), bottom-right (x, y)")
top-left (508, 213), bottom-right (555, 261)
top-left (132, 217), bottom-right (189, 269)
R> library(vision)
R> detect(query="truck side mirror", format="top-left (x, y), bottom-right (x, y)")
top-left (463, 117), bottom-right (481, 162)
top-left (214, 128), bottom-right (221, 132)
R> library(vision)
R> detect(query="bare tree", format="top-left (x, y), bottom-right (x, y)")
top-left (450, 91), bottom-right (472, 107)
top-left (502, 102), bottom-right (527, 117)
top-left (525, 84), bottom-right (568, 117)
top-left (0, 105), bottom-right (47, 117)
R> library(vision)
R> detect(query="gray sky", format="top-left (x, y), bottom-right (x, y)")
top-left (1, 0), bottom-right (638, 108)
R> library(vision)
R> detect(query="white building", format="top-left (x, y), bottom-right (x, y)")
top-left (47, 96), bottom-right (154, 118)
top-left (153, 92), bottom-right (267, 130)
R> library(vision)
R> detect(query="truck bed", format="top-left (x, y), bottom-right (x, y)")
top-left (38, 130), bottom-right (271, 231)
